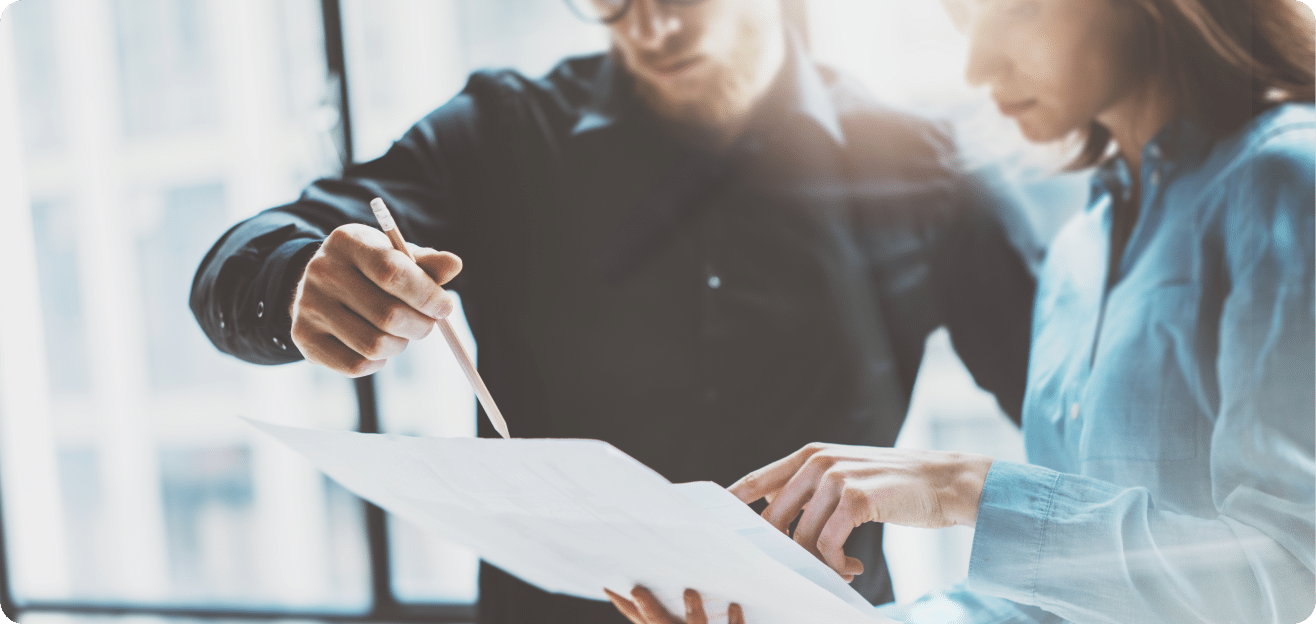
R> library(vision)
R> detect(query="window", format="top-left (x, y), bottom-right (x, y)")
top-left (0, 1), bottom-right (613, 620)
top-left (0, 0), bottom-right (368, 614)
top-left (1, 0), bottom-right (1094, 620)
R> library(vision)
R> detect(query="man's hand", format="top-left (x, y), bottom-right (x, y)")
top-left (728, 443), bottom-right (993, 581)
top-left (605, 587), bottom-right (744, 624)
top-left (290, 223), bottom-right (462, 377)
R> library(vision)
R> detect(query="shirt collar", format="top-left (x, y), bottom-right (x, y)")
top-left (571, 30), bottom-right (846, 146)
top-left (572, 53), bottom-right (632, 136)
top-left (1089, 115), bottom-right (1212, 208)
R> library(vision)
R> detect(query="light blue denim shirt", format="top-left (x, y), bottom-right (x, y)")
top-left (923, 104), bottom-right (1315, 624)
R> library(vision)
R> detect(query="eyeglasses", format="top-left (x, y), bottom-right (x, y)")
top-left (564, 0), bottom-right (709, 24)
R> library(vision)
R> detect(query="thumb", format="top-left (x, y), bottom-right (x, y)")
top-left (411, 247), bottom-right (463, 286)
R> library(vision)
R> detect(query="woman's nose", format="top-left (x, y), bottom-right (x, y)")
top-left (963, 20), bottom-right (1009, 87)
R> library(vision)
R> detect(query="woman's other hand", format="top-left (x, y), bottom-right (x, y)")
top-left (605, 587), bottom-right (744, 624)
top-left (728, 443), bottom-right (993, 580)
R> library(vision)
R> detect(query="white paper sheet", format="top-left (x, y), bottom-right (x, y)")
top-left (672, 481), bottom-right (880, 615)
top-left (244, 418), bottom-right (893, 624)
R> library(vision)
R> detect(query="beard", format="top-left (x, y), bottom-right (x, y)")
top-left (632, 58), bottom-right (755, 130)
top-left (621, 14), bottom-right (776, 135)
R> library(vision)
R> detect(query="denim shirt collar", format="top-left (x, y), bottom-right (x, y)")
top-left (571, 30), bottom-right (846, 146)
top-left (1089, 116), bottom-right (1213, 209)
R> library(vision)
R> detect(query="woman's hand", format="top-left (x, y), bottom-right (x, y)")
top-left (605, 587), bottom-right (744, 624)
top-left (728, 443), bottom-right (993, 580)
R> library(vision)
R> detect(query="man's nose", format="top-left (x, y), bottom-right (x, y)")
top-left (625, 0), bottom-right (682, 50)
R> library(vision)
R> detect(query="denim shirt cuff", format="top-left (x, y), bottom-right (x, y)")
top-left (966, 460), bottom-right (1064, 606)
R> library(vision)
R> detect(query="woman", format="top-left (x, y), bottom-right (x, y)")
top-left (609, 0), bottom-right (1315, 622)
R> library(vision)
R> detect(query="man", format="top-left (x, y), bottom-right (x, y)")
top-left (191, 0), bottom-right (1037, 622)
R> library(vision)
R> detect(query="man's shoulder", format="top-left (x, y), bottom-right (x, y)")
top-left (817, 64), bottom-right (957, 171)
top-left (461, 53), bottom-right (609, 115)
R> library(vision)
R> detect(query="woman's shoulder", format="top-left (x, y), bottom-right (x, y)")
top-left (1211, 104), bottom-right (1315, 261)
top-left (1249, 102), bottom-right (1315, 140)
top-left (1203, 104), bottom-right (1314, 209)
top-left (1222, 103), bottom-right (1314, 175)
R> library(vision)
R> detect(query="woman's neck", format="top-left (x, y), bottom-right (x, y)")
top-left (1097, 79), bottom-right (1180, 174)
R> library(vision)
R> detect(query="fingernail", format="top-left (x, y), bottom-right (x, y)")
top-left (433, 294), bottom-right (454, 319)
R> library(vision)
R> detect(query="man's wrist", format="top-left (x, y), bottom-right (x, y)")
top-left (281, 240), bottom-right (320, 318)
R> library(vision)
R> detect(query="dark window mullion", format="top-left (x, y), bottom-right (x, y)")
top-left (317, 0), bottom-right (399, 617)
top-left (320, 0), bottom-right (354, 167)
top-left (0, 464), bottom-right (16, 622)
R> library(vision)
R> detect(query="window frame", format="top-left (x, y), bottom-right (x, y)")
top-left (0, 2), bottom-right (475, 621)
top-left (0, 1), bottom-right (811, 621)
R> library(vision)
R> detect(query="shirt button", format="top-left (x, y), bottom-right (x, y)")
top-left (256, 301), bottom-right (265, 319)
top-left (272, 336), bottom-right (286, 350)
top-left (218, 311), bottom-right (225, 329)
top-left (1070, 403), bottom-right (1081, 420)
top-left (1147, 144), bottom-right (1161, 159)
top-left (707, 275), bottom-right (722, 289)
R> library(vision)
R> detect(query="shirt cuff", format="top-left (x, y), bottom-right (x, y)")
top-left (966, 460), bottom-right (1064, 606)
top-left (251, 237), bottom-right (321, 361)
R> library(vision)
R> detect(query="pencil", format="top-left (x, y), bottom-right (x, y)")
top-left (369, 197), bottom-right (512, 439)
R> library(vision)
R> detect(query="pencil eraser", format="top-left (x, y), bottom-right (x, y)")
top-left (370, 198), bottom-right (396, 231)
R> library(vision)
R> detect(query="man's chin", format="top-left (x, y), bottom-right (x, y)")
top-left (637, 79), bottom-right (706, 120)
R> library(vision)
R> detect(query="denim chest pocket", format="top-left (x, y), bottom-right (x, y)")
top-left (1078, 284), bottom-right (1205, 462)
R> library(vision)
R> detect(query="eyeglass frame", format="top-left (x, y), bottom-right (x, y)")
top-left (564, 0), bottom-right (711, 24)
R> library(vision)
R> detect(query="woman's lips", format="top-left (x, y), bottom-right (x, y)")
top-left (996, 98), bottom-right (1038, 117)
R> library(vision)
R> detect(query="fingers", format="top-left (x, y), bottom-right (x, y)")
top-left (790, 475), bottom-right (843, 561)
top-left (683, 589), bottom-right (708, 624)
top-left (292, 271), bottom-right (416, 368)
top-left (631, 586), bottom-right (681, 624)
top-left (293, 224), bottom-right (464, 376)
top-left (760, 455), bottom-right (832, 535)
top-left (412, 246), bottom-right (463, 286)
top-left (294, 330), bottom-right (387, 378)
top-left (608, 586), bottom-right (732, 624)
top-left (817, 492), bottom-right (868, 579)
top-left (729, 443), bottom-right (828, 505)
top-left (326, 304), bottom-right (409, 361)
top-left (327, 225), bottom-right (452, 320)
top-left (326, 267), bottom-right (435, 342)
top-left (605, 588), bottom-right (647, 624)
top-left (728, 602), bottom-right (745, 624)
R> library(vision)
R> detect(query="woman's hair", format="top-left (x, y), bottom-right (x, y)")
top-left (1072, 0), bottom-right (1316, 169)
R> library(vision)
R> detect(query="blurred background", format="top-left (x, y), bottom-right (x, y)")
top-left (0, 1), bottom-right (1090, 623)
